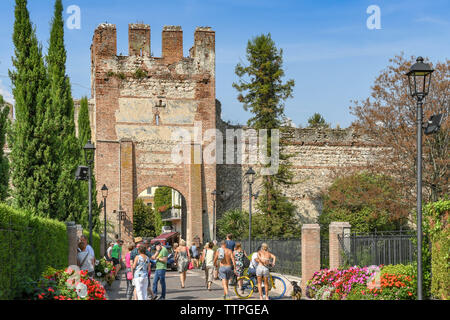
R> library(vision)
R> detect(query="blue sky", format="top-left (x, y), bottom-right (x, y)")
top-left (0, 0), bottom-right (449, 127)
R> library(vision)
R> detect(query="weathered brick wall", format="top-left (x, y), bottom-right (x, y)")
top-left (91, 23), bottom-right (216, 246)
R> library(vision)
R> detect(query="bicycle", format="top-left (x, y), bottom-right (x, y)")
top-left (233, 267), bottom-right (287, 300)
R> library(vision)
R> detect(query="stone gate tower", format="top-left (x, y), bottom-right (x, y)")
top-left (90, 23), bottom-right (216, 246)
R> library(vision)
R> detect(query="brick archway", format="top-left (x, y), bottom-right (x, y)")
top-left (136, 183), bottom-right (188, 240)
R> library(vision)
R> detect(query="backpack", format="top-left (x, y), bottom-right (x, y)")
top-left (217, 248), bottom-right (225, 260)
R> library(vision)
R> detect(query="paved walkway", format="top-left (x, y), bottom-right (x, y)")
top-left (105, 269), bottom-right (295, 300)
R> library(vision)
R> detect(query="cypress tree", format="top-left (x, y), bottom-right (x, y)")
top-left (47, 0), bottom-right (84, 222)
top-left (0, 95), bottom-right (10, 202)
top-left (8, 0), bottom-right (52, 215)
top-left (233, 34), bottom-right (300, 237)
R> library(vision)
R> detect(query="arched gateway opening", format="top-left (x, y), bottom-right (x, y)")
top-left (137, 186), bottom-right (188, 241)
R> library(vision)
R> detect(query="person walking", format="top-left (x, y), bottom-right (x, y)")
top-left (125, 243), bottom-right (135, 300)
top-left (247, 244), bottom-right (261, 277)
top-left (132, 245), bottom-right (151, 300)
top-left (233, 242), bottom-right (248, 294)
top-left (255, 243), bottom-right (277, 300)
top-left (152, 241), bottom-right (168, 300)
top-left (174, 239), bottom-right (190, 288)
top-left (212, 240), bottom-right (219, 280)
top-left (130, 237), bottom-right (144, 262)
top-left (202, 242), bottom-right (215, 291)
top-left (77, 241), bottom-right (95, 278)
top-left (111, 239), bottom-right (123, 279)
top-left (79, 234), bottom-right (96, 264)
top-left (106, 242), bottom-right (114, 262)
top-left (214, 240), bottom-right (236, 300)
top-left (225, 234), bottom-right (235, 251)
top-left (190, 242), bottom-right (199, 269)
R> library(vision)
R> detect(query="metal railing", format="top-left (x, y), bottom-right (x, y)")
top-left (218, 238), bottom-right (301, 277)
top-left (338, 230), bottom-right (416, 267)
top-left (320, 236), bottom-right (330, 269)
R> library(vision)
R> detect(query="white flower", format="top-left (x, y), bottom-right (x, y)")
top-left (104, 268), bottom-right (109, 273)
top-left (97, 272), bottom-right (102, 277)
top-left (76, 282), bottom-right (88, 298)
top-left (95, 260), bottom-right (99, 266)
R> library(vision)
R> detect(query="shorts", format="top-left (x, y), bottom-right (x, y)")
top-left (218, 266), bottom-right (234, 280)
top-left (256, 265), bottom-right (270, 278)
top-left (112, 258), bottom-right (120, 266)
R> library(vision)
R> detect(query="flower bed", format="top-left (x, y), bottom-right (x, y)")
top-left (24, 266), bottom-right (107, 300)
top-left (94, 258), bottom-right (116, 286)
top-left (306, 264), bottom-right (417, 300)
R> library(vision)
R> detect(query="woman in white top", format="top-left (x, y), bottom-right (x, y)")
top-left (201, 242), bottom-right (215, 291)
top-left (77, 241), bottom-right (95, 277)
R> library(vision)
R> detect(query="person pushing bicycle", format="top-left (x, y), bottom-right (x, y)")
top-left (255, 243), bottom-right (276, 300)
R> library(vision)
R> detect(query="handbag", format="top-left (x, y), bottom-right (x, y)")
top-left (188, 261), bottom-right (194, 270)
top-left (243, 255), bottom-right (250, 269)
top-left (126, 268), bottom-right (133, 280)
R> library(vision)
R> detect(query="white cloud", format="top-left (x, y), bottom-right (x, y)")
top-left (0, 79), bottom-right (14, 105)
top-left (415, 16), bottom-right (449, 26)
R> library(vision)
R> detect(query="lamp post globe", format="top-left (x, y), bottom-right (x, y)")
top-left (405, 56), bottom-right (434, 301)
top-left (406, 56), bottom-right (434, 100)
top-left (83, 140), bottom-right (96, 164)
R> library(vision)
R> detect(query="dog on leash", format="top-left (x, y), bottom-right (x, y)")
top-left (291, 281), bottom-right (302, 300)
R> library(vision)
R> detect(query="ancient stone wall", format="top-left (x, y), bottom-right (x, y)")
top-left (215, 122), bottom-right (382, 224)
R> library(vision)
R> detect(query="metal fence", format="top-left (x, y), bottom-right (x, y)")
top-left (219, 238), bottom-right (301, 277)
top-left (338, 230), bottom-right (416, 267)
top-left (320, 236), bottom-right (329, 269)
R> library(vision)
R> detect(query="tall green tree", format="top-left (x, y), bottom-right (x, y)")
top-left (0, 96), bottom-right (10, 201)
top-left (77, 96), bottom-right (100, 232)
top-left (47, 0), bottom-right (84, 223)
top-left (318, 172), bottom-right (410, 235)
top-left (153, 187), bottom-right (172, 234)
top-left (8, 0), bottom-right (53, 216)
top-left (233, 34), bottom-right (300, 238)
top-left (133, 198), bottom-right (156, 238)
top-left (307, 113), bottom-right (330, 128)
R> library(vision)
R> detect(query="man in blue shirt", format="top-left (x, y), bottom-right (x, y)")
top-left (225, 234), bottom-right (235, 251)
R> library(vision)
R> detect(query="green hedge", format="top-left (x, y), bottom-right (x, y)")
top-left (82, 229), bottom-right (101, 259)
top-left (424, 199), bottom-right (450, 300)
top-left (0, 204), bottom-right (68, 299)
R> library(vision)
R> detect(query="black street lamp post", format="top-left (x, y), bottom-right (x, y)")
top-left (406, 56), bottom-right (434, 300)
top-left (83, 140), bottom-right (96, 246)
top-left (101, 184), bottom-right (108, 256)
top-left (245, 167), bottom-right (256, 253)
top-left (211, 190), bottom-right (217, 241)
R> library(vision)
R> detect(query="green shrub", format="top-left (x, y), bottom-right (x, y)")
top-left (424, 199), bottom-right (450, 300)
top-left (319, 172), bottom-right (409, 235)
top-left (0, 204), bottom-right (68, 299)
top-left (381, 264), bottom-right (415, 277)
top-left (346, 283), bottom-right (378, 300)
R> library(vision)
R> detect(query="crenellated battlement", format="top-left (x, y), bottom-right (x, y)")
top-left (92, 23), bottom-right (215, 64)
